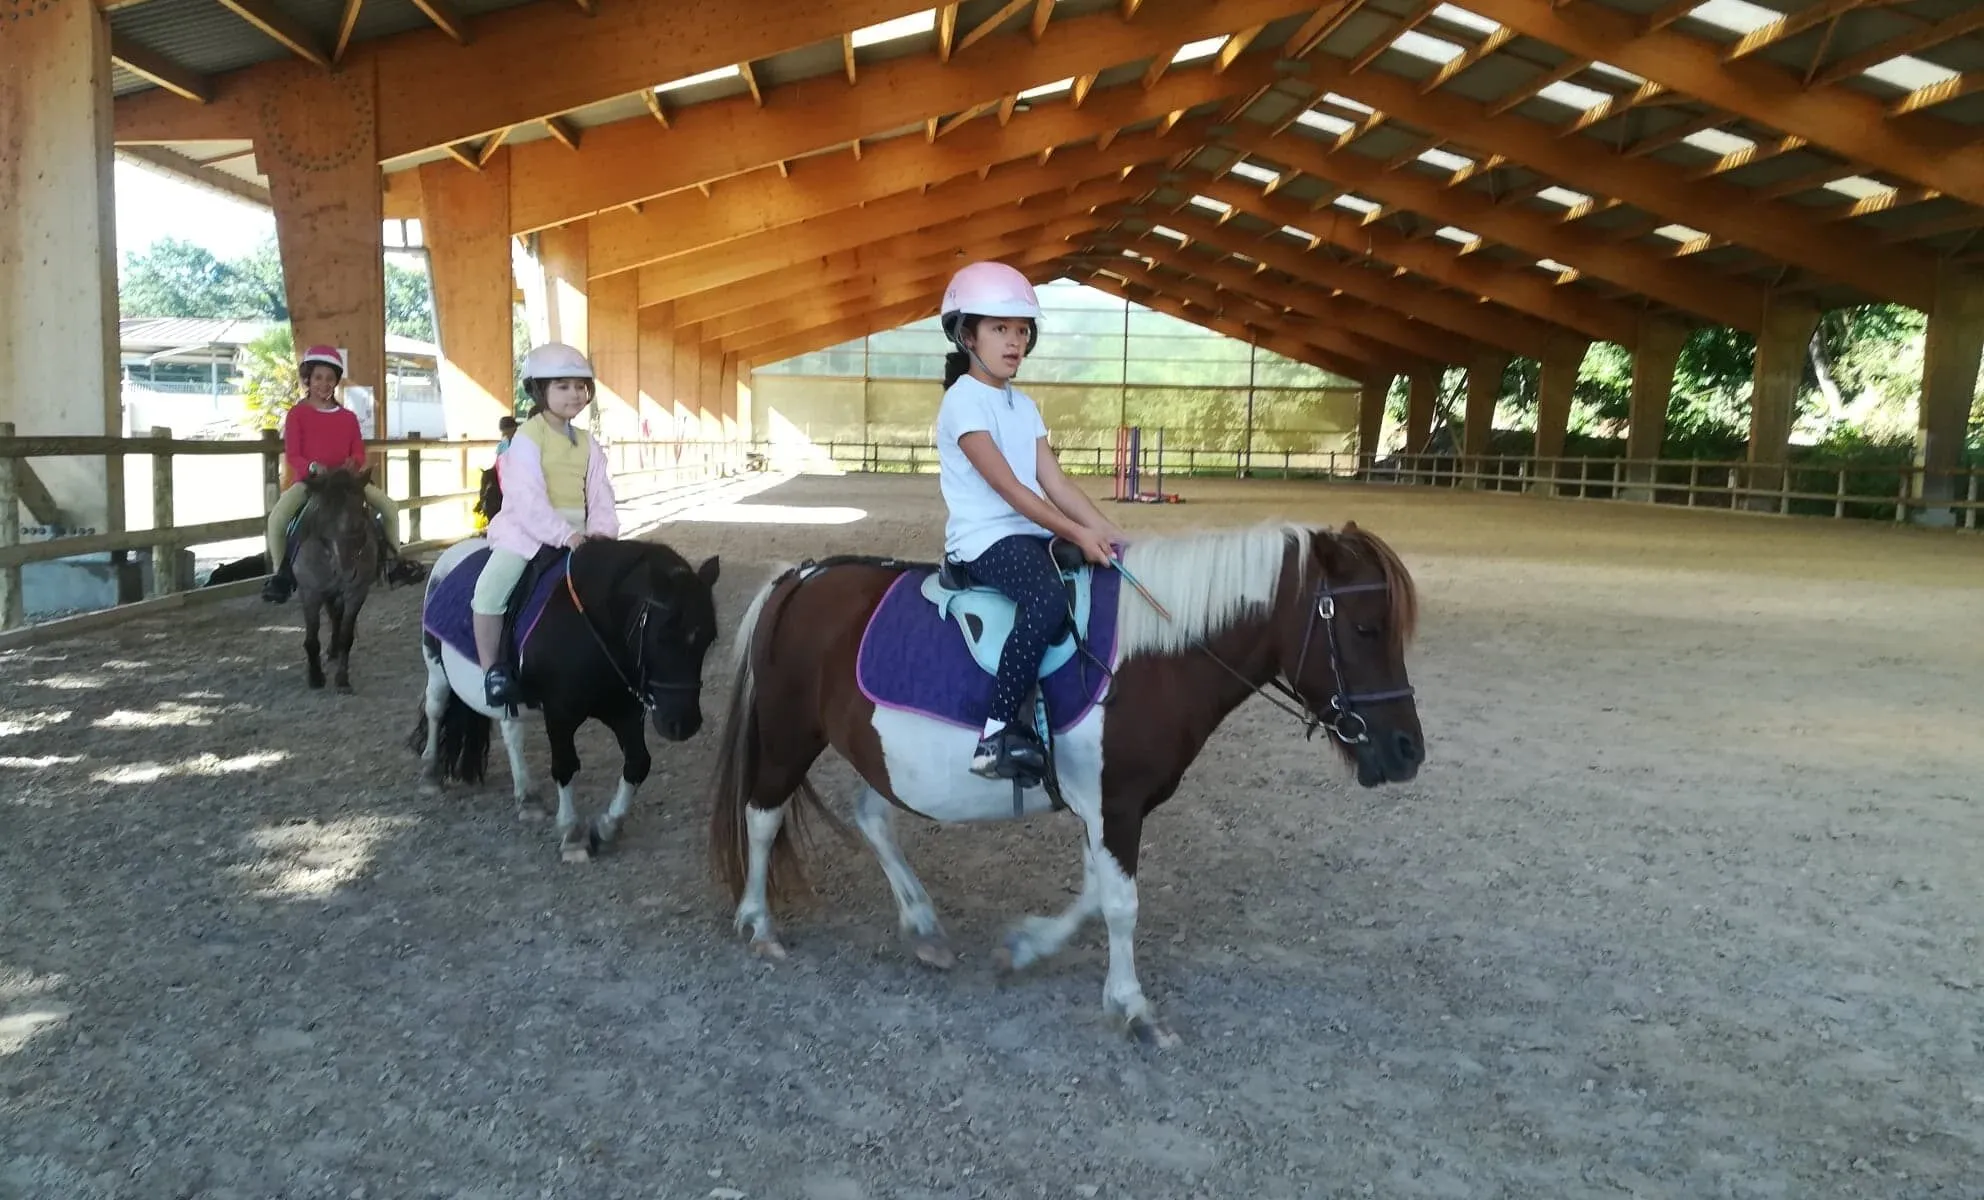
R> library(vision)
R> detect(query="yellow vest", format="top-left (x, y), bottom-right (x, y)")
top-left (516, 415), bottom-right (592, 515)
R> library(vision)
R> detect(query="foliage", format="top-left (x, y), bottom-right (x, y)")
top-left (233, 324), bottom-right (296, 432)
top-left (120, 235), bottom-right (436, 342)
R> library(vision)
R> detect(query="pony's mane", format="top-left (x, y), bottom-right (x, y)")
top-left (1113, 522), bottom-right (1419, 659)
top-left (1115, 522), bottom-right (1307, 658)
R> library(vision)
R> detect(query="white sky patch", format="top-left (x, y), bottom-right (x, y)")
top-left (1295, 110), bottom-right (1355, 136)
top-left (1432, 4), bottom-right (1501, 35)
top-left (1172, 35), bottom-right (1229, 64)
top-left (851, 9), bottom-right (935, 47)
top-left (1189, 195), bottom-right (1231, 213)
top-left (1823, 175), bottom-right (1895, 200)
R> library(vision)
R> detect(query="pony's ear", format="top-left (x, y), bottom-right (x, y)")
top-left (695, 555), bottom-right (720, 589)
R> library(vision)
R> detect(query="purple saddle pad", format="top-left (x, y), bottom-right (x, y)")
top-left (420, 548), bottom-right (568, 663)
top-left (856, 568), bottom-right (1121, 736)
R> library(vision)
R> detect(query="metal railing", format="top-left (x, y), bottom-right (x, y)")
top-left (760, 438), bottom-right (1983, 529)
top-left (0, 423), bottom-right (751, 632)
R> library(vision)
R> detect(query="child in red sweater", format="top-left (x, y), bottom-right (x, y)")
top-left (261, 345), bottom-right (419, 602)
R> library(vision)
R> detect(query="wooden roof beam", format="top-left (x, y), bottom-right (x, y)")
top-left (1031, 0), bottom-right (1055, 42)
top-left (215, 0), bottom-right (330, 68)
top-left (957, 0), bottom-right (1034, 57)
top-left (1283, 0), bottom-right (1366, 58)
top-left (117, 146), bottom-right (270, 209)
top-left (1188, 174), bottom-right (1644, 345)
top-left (1809, 10), bottom-right (1984, 89)
top-left (410, 0), bottom-right (469, 43)
top-left (938, 3), bottom-right (959, 62)
top-left (110, 37), bottom-right (210, 103)
top-left (1458, 0), bottom-right (1984, 208)
top-left (1076, 271), bottom-right (1376, 382)
top-left (1724, 0), bottom-right (1870, 62)
top-left (494, 2), bottom-right (1310, 232)
top-left (1286, 61), bottom-right (1944, 308)
top-left (334, 0), bottom-right (365, 63)
top-left (713, 243), bottom-right (1069, 343)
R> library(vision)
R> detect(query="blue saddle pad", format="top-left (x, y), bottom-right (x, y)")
top-left (856, 568), bottom-right (1121, 736)
top-left (419, 547), bottom-right (569, 663)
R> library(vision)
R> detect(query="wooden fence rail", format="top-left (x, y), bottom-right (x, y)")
top-left (1, 424), bottom-right (749, 633)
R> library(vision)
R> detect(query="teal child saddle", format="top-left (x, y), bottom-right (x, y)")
top-left (918, 550), bottom-right (1094, 679)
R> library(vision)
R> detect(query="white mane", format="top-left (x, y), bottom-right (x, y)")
top-left (1113, 522), bottom-right (1308, 659)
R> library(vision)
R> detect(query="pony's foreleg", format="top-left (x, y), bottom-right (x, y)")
top-left (733, 802), bottom-right (789, 960)
top-left (852, 786), bottom-right (952, 969)
top-left (326, 594), bottom-right (354, 692)
top-left (302, 597), bottom-right (326, 690)
top-left (1092, 811), bottom-right (1176, 1049)
top-left (544, 713), bottom-right (590, 863)
top-left (590, 707), bottom-right (650, 852)
top-left (416, 655), bottom-right (450, 793)
top-left (498, 715), bottom-right (543, 821)
top-left (998, 845), bottom-right (1101, 973)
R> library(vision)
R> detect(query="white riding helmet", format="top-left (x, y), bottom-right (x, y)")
top-left (940, 261), bottom-right (1040, 352)
top-left (520, 342), bottom-right (596, 381)
top-left (299, 344), bottom-right (347, 378)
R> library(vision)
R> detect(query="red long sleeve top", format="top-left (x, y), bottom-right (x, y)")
top-left (283, 402), bottom-right (367, 484)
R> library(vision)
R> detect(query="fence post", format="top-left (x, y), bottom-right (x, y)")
top-left (261, 428), bottom-right (283, 514)
top-left (1688, 462), bottom-right (1699, 508)
top-left (0, 422), bottom-right (20, 630)
top-left (1968, 470), bottom-right (1979, 532)
top-left (1779, 463), bottom-right (1791, 516)
top-left (148, 427), bottom-right (179, 597)
top-left (1895, 468), bottom-right (1911, 525)
top-left (406, 448), bottom-right (423, 544)
top-left (1835, 469), bottom-right (1848, 520)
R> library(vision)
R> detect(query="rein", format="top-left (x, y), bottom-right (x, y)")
top-left (560, 549), bottom-right (694, 713)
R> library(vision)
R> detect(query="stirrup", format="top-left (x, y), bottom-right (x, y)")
top-left (483, 665), bottom-right (520, 708)
top-left (970, 726), bottom-right (1046, 784)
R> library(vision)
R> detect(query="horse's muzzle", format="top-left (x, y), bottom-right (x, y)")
top-left (1354, 727), bottom-right (1422, 787)
top-left (650, 707), bottom-right (701, 742)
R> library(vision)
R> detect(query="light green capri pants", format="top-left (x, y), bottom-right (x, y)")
top-left (471, 507), bottom-right (584, 615)
top-left (266, 480), bottom-right (401, 566)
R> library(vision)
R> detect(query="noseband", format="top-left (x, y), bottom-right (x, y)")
top-left (1197, 574), bottom-right (1415, 747)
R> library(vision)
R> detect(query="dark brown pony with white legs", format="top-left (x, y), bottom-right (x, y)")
top-left (707, 521), bottom-right (1423, 1046)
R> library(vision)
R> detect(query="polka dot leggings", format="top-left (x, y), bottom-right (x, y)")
top-left (962, 534), bottom-right (1068, 726)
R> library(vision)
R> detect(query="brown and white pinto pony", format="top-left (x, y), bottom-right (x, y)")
top-left (708, 521), bottom-right (1422, 1045)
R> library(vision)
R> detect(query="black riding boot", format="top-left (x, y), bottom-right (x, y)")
top-left (970, 723), bottom-right (1048, 784)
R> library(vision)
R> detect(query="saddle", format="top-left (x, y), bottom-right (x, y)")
top-left (920, 539), bottom-right (1092, 680)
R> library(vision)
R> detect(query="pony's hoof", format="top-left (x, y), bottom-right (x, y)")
top-left (749, 937), bottom-right (787, 962)
top-left (335, 681), bottom-right (353, 695)
top-left (995, 926), bottom-right (1044, 973)
top-left (589, 817), bottom-right (622, 851)
top-left (1127, 1016), bottom-right (1181, 1050)
top-left (908, 932), bottom-right (955, 970)
top-left (516, 796), bottom-right (549, 823)
top-left (559, 827), bottom-right (594, 864)
top-left (306, 675), bottom-right (325, 691)
top-left (417, 778), bottom-right (442, 799)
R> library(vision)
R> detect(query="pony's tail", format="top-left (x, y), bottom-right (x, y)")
top-left (405, 691), bottom-right (491, 784)
top-left (708, 566), bottom-right (829, 907)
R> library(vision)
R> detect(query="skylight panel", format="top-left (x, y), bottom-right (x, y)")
top-left (1681, 128), bottom-right (1756, 156)
top-left (1535, 186), bottom-right (1591, 208)
top-left (1419, 148), bottom-right (1474, 172)
top-left (1434, 226), bottom-right (1478, 244)
top-left (1432, 4), bottom-right (1500, 35)
top-left (1280, 225), bottom-right (1319, 241)
top-left (1391, 30), bottom-right (1465, 65)
top-left (1018, 77), bottom-right (1075, 100)
top-left (654, 65), bottom-right (740, 93)
top-left (1537, 258), bottom-right (1573, 273)
top-left (1654, 223), bottom-right (1708, 242)
top-left (1860, 56), bottom-right (1959, 92)
top-left (1684, 0), bottom-right (1779, 35)
top-left (1189, 195), bottom-right (1231, 213)
top-left (1333, 194), bottom-right (1381, 214)
top-left (851, 9), bottom-right (935, 48)
top-left (1823, 175), bottom-right (1893, 200)
top-left (1295, 110), bottom-right (1355, 135)
top-left (1323, 92), bottom-right (1375, 114)
top-left (1172, 35), bottom-right (1229, 64)
top-left (1229, 161), bottom-right (1281, 186)
top-left (1587, 62), bottom-right (1644, 86)
top-left (1537, 80), bottom-right (1612, 110)
top-left (1151, 225), bottom-right (1188, 241)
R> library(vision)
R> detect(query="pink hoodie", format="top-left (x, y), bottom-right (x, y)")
top-left (485, 426), bottom-right (620, 557)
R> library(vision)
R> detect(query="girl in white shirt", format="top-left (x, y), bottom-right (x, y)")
top-left (933, 262), bottom-right (1126, 782)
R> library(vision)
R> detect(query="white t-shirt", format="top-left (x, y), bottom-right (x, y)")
top-left (935, 374), bottom-right (1052, 561)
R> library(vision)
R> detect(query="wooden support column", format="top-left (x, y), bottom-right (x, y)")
top-left (1622, 319), bottom-right (1687, 501)
top-left (1357, 375), bottom-right (1394, 466)
top-left (719, 353), bottom-right (741, 444)
top-left (1745, 298), bottom-right (1820, 509)
top-left (700, 343), bottom-right (725, 444)
top-left (539, 222), bottom-right (590, 351)
top-left (2, 0), bottom-right (124, 540)
top-left (673, 322), bottom-right (705, 441)
top-left (1462, 352), bottom-right (1509, 482)
top-left (639, 302), bottom-right (677, 443)
top-left (1912, 270), bottom-right (1984, 526)
top-left (258, 61), bottom-right (388, 435)
top-left (419, 150), bottom-right (516, 439)
top-left (589, 270), bottom-right (641, 443)
top-left (1532, 339), bottom-right (1591, 496)
top-left (1405, 369), bottom-right (1441, 460)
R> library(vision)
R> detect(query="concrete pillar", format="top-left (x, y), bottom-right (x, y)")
top-left (258, 61), bottom-right (388, 435)
top-left (1462, 351), bottom-right (1509, 485)
top-left (1622, 319), bottom-right (1688, 501)
top-left (639, 302), bottom-right (677, 445)
top-left (589, 271), bottom-right (641, 443)
top-left (540, 222), bottom-right (589, 351)
top-left (1, 0), bottom-right (124, 545)
top-left (1404, 369), bottom-right (1440, 460)
top-left (1356, 374), bottom-right (1394, 467)
top-left (1912, 269), bottom-right (1984, 526)
top-left (1746, 297), bottom-right (1821, 509)
top-left (1532, 340), bottom-right (1591, 496)
top-left (419, 150), bottom-right (516, 440)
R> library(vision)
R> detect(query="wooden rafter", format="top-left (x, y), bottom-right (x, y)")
top-left (641, 90), bottom-right (670, 128)
top-left (1487, 57), bottom-right (1591, 117)
top-left (1350, 0), bottom-right (1436, 74)
top-left (1030, 0), bottom-right (1055, 42)
top-left (1809, 10), bottom-right (1984, 89)
top-left (410, 0), bottom-right (469, 43)
top-left (956, 0), bottom-right (1032, 58)
top-left (118, 146), bottom-right (269, 208)
top-left (1684, 134), bottom-right (1807, 181)
top-left (334, 0), bottom-right (365, 64)
top-left (842, 33), bottom-right (858, 85)
top-left (1072, 74), bottom-right (1097, 107)
top-left (1421, 26), bottom-right (1514, 93)
top-left (1725, 0), bottom-right (1869, 62)
top-left (739, 60), bottom-right (764, 108)
top-left (1283, 0), bottom-right (1365, 58)
top-left (214, 0), bottom-right (330, 68)
top-left (442, 143), bottom-right (482, 171)
top-left (1890, 72), bottom-right (1984, 117)
top-left (478, 125), bottom-right (512, 164)
top-left (543, 116), bottom-right (581, 151)
top-left (938, 3), bottom-right (959, 62)
top-left (1216, 24), bottom-right (1266, 72)
top-left (110, 37), bottom-right (210, 103)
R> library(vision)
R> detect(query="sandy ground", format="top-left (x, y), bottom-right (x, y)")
top-left (3, 473), bottom-right (1981, 1200)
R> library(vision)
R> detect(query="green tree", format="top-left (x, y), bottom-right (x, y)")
top-left (234, 324), bottom-right (296, 432)
top-left (120, 238), bottom-right (281, 319)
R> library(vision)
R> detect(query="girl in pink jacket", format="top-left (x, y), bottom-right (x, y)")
top-left (473, 343), bottom-right (621, 706)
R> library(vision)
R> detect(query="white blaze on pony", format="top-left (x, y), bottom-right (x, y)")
top-left (709, 521), bottom-right (1422, 1046)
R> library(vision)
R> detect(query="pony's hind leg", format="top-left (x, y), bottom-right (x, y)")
top-left (588, 707), bottom-right (650, 853)
top-left (498, 715), bottom-right (545, 822)
top-left (852, 786), bottom-right (952, 970)
top-left (416, 654), bottom-right (450, 794)
top-left (302, 596), bottom-right (326, 689)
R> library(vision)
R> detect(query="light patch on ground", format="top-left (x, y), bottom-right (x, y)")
top-left (0, 710), bottom-right (73, 737)
top-left (232, 814), bottom-right (418, 899)
top-left (94, 702), bottom-right (223, 730)
top-left (92, 749), bottom-right (287, 785)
